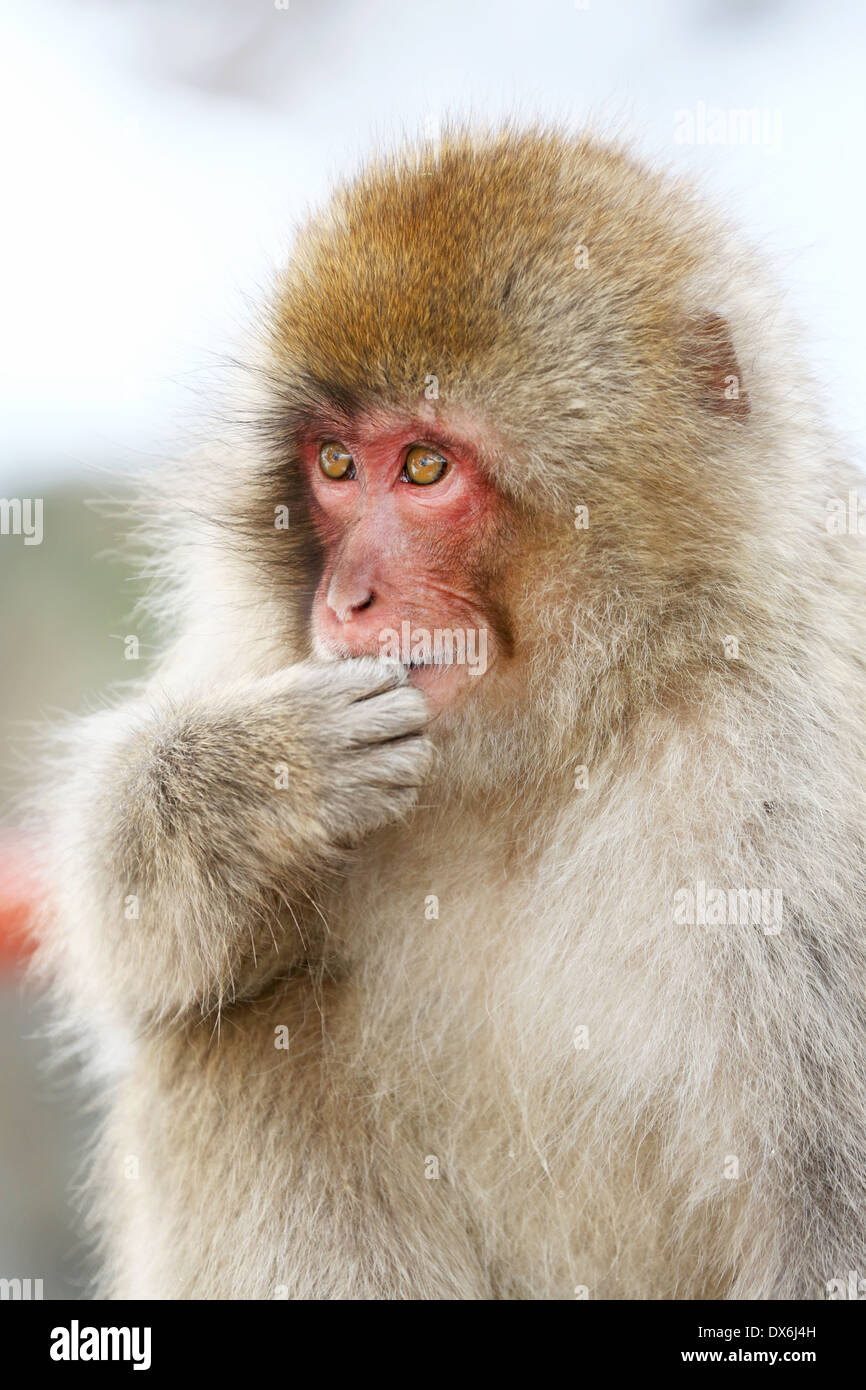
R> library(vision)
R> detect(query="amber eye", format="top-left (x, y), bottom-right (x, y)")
top-left (318, 441), bottom-right (355, 480)
top-left (403, 444), bottom-right (448, 486)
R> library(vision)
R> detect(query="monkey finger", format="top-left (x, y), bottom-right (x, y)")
top-left (349, 736), bottom-right (434, 786)
top-left (341, 686), bottom-right (429, 748)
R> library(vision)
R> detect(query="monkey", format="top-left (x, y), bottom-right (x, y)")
top-left (35, 124), bottom-right (866, 1300)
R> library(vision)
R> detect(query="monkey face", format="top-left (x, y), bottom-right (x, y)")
top-left (256, 129), bottom-right (754, 758)
top-left (300, 409), bottom-right (515, 713)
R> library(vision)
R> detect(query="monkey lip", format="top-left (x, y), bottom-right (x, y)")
top-left (404, 660), bottom-right (452, 678)
top-left (402, 658), bottom-right (488, 710)
top-left (314, 629), bottom-right (491, 710)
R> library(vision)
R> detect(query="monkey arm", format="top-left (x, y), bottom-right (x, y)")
top-left (40, 660), bottom-right (430, 1030)
top-left (44, 689), bottom-right (326, 1030)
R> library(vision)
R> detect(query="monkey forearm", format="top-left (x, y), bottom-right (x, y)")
top-left (48, 697), bottom-right (319, 1025)
top-left (46, 661), bottom-right (430, 1025)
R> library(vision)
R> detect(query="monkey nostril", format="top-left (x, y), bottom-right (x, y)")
top-left (334, 591), bottom-right (374, 622)
top-left (327, 579), bottom-right (376, 623)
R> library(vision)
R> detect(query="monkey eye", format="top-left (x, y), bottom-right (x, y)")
top-left (403, 445), bottom-right (448, 486)
top-left (318, 441), bottom-right (356, 480)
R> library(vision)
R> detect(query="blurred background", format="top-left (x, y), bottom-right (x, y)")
top-left (0, 0), bottom-right (864, 1299)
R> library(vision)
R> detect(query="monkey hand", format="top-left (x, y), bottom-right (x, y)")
top-left (43, 658), bottom-right (431, 1023)
top-left (80, 654), bottom-right (432, 890)
top-left (252, 656), bottom-right (433, 862)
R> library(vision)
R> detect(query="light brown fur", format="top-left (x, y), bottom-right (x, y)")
top-left (36, 125), bottom-right (866, 1298)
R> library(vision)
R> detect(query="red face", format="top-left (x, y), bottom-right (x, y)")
top-left (301, 412), bottom-right (509, 712)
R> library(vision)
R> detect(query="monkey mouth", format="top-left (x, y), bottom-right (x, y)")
top-left (403, 658), bottom-right (455, 678)
top-left (405, 660), bottom-right (454, 681)
top-left (312, 627), bottom-right (491, 709)
top-left (401, 656), bottom-right (491, 712)
top-left (401, 654), bottom-right (488, 676)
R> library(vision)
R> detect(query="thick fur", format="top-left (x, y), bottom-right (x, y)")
top-left (36, 125), bottom-right (866, 1298)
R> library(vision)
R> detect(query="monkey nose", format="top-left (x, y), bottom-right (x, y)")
top-left (326, 580), bottom-right (375, 624)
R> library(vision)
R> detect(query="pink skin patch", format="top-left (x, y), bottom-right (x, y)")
top-left (300, 410), bottom-right (501, 712)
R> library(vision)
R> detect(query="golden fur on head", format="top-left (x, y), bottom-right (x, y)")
top-left (34, 123), bottom-right (866, 1300)
top-left (254, 126), bottom-right (844, 785)
top-left (270, 126), bottom-right (749, 505)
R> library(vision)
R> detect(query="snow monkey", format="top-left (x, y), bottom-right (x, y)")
top-left (38, 127), bottom-right (866, 1300)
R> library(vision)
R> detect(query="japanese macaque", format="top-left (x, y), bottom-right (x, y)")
top-left (37, 126), bottom-right (866, 1300)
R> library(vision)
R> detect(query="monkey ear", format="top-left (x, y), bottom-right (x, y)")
top-left (684, 311), bottom-right (750, 420)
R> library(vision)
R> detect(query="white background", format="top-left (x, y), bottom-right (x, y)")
top-left (1, 0), bottom-right (864, 487)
